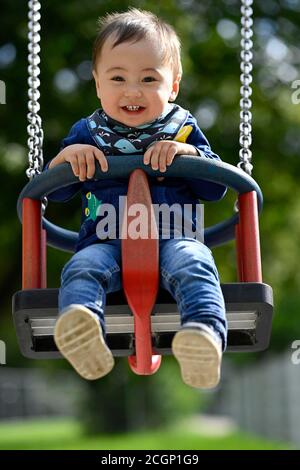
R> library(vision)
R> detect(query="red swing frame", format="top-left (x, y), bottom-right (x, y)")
top-left (22, 169), bottom-right (262, 375)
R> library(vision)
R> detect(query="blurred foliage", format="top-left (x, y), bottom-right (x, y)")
top-left (1, 0), bottom-right (300, 430)
top-left (78, 357), bottom-right (206, 433)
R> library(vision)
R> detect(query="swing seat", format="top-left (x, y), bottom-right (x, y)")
top-left (14, 156), bottom-right (274, 368)
top-left (12, 282), bottom-right (273, 359)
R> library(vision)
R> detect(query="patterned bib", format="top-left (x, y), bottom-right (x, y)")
top-left (87, 104), bottom-right (189, 156)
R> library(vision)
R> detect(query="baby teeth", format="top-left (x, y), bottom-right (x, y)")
top-left (126, 105), bottom-right (140, 111)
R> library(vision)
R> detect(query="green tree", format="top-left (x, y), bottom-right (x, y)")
top-left (1, 0), bottom-right (300, 431)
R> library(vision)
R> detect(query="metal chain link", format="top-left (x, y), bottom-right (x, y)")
top-left (238, 0), bottom-right (253, 175)
top-left (27, 0), bottom-right (44, 180)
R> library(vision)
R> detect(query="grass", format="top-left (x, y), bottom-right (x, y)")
top-left (0, 418), bottom-right (292, 450)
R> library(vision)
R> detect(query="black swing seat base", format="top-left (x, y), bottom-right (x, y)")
top-left (12, 282), bottom-right (273, 359)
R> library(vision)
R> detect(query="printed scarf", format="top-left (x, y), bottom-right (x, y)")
top-left (87, 104), bottom-right (189, 156)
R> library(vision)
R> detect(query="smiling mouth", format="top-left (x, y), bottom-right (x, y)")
top-left (121, 105), bottom-right (146, 114)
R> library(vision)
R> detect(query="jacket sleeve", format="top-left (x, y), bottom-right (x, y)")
top-left (184, 115), bottom-right (227, 201)
top-left (42, 120), bottom-right (89, 202)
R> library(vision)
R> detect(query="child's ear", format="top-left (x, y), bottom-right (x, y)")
top-left (169, 74), bottom-right (181, 102)
top-left (93, 70), bottom-right (101, 100)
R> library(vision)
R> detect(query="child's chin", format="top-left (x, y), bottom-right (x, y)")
top-left (120, 109), bottom-right (147, 122)
top-left (121, 115), bottom-right (150, 127)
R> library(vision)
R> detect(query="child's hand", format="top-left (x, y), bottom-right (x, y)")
top-left (50, 144), bottom-right (108, 181)
top-left (144, 140), bottom-right (198, 173)
top-left (143, 141), bottom-right (199, 182)
top-left (143, 141), bottom-right (179, 173)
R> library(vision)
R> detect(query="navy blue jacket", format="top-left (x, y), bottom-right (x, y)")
top-left (44, 108), bottom-right (226, 252)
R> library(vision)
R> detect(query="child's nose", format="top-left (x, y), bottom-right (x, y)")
top-left (124, 86), bottom-right (142, 98)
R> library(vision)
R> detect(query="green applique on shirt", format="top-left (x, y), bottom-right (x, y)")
top-left (85, 192), bottom-right (102, 221)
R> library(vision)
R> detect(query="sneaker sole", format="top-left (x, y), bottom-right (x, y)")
top-left (54, 305), bottom-right (114, 380)
top-left (172, 329), bottom-right (221, 389)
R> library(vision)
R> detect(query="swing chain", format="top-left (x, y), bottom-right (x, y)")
top-left (27, 0), bottom-right (44, 181)
top-left (27, 0), bottom-right (47, 213)
top-left (239, 0), bottom-right (253, 175)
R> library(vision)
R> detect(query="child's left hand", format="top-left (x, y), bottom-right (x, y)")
top-left (143, 141), bottom-right (198, 181)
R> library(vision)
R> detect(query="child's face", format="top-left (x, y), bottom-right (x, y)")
top-left (93, 35), bottom-right (180, 127)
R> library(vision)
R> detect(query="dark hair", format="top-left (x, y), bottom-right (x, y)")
top-left (92, 8), bottom-right (182, 78)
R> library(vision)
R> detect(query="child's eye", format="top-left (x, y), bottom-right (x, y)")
top-left (142, 76), bottom-right (157, 82)
top-left (111, 76), bottom-right (124, 82)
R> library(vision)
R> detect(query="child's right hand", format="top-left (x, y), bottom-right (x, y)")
top-left (49, 144), bottom-right (108, 181)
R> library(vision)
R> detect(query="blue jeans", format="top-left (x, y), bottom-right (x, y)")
top-left (59, 238), bottom-right (227, 350)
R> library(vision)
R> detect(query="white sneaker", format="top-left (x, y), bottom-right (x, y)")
top-left (172, 327), bottom-right (222, 389)
top-left (54, 304), bottom-right (114, 380)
